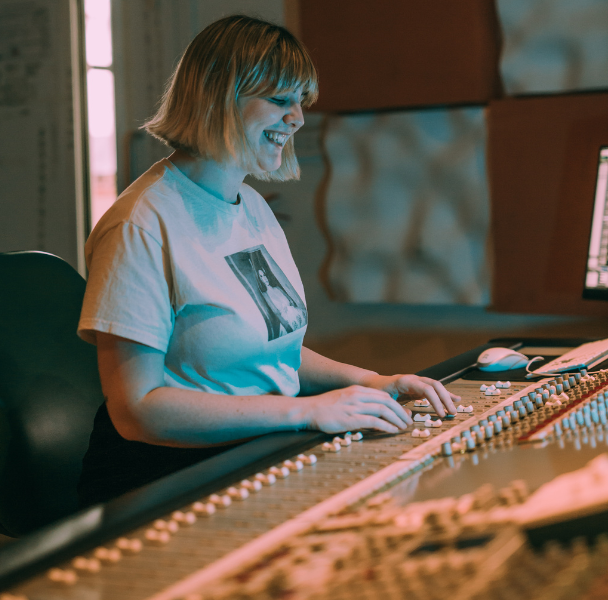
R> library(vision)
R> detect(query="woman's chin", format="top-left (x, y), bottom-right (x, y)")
top-left (250, 160), bottom-right (281, 177)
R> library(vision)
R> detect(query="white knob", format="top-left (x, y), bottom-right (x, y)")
top-left (269, 466), bottom-right (290, 479)
top-left (241, 478), bottom-right (263, 492)
top-left (191, 501), bottom-right (216, 516)
top-left (116, 537), bottom-right (143, 553)
top-left (144, 529), bottom-right (170, 545)
top-left (254, 472), bottom-right (277, 485)
top-left (227, 486), bottom-right (249, 500)
top-left (172, 510), bottom-right (196, 525)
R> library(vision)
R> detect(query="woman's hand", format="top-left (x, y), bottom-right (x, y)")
top-left (304, 385), bottom-right (414, 434)
top-left (358, 374), bottom-right (459, 418)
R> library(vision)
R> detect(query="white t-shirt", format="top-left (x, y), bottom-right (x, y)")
top-left (78, 158), bottom-right (308, 397)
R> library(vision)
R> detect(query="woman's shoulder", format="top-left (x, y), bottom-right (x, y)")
top-left (113, 159), bottom-right (179, 218)
top-left (239, 182), bottom-right (265, 204)
top-left (239, 182), bottom-right (281, 225)
top-left (89, 160), bottom-right (182, 242)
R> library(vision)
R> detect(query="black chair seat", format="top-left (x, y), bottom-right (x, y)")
top-left (0, 252), bottom-right (103, 536)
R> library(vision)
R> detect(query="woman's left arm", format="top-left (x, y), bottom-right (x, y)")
top-left (299, 346), bottom-right (459, 418)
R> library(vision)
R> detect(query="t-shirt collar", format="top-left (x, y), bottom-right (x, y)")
top-left (163, 158), bottom-right (243, 215)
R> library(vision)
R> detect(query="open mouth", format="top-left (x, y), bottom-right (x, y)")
top-left (263, 131), bottom-right (288, 147)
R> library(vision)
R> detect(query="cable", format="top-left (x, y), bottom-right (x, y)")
top-left (524, 356), bottom-right (552, 379)
top-left (525, 360), bottom-right (606, 380)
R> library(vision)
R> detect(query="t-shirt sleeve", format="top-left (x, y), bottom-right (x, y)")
top-left (78, 221), bottom-right (173, 352)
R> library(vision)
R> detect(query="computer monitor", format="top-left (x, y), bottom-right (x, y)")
top-left (583, 146), bottom-right (608, 300)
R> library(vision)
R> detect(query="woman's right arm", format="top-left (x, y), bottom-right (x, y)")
top-left (97, 332), bottom-right (411, 448)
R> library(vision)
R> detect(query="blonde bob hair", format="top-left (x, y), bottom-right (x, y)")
top-left (144, 15), bottom-right (318, 182)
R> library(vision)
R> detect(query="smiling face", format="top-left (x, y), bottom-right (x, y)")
top-left (237, 89), bottom-right (304, 174)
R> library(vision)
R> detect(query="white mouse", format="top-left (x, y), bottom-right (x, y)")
top-left (477, 348), bottom-right (529, 372)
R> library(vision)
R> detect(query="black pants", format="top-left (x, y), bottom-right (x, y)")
top-left (78, 403), bottom-right (238, 507)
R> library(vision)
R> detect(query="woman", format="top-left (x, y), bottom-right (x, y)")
top-left (257, 268), bottom-right (306, 334)
top-left (77, 15), bottom-right (458, 506)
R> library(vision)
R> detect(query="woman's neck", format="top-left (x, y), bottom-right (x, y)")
top-left (169, 149), bottom-right (246, 204)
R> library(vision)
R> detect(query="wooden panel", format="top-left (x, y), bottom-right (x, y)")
top-left (488, 93), bottom-right (608, 316)
top-left (287, 0), bottom-right (502, 113)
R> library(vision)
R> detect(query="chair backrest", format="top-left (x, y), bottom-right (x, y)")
top-left (0, 252), bottom-right (104, 537)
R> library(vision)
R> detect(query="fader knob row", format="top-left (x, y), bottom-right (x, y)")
top-left (42, 451), bottom-right (320, 587)
top-left (323, 432), bottom-right (363, 451)
top-left (449, 377), bottom-right (593, 455)
top-left (520, 372), bottom-right (608, 442)
top-left (46, 538), bottom-right (143, 586)
top-left (441, 385), bottom-right (563, 454)
top-left (557, 395), bottom-right (608, 435)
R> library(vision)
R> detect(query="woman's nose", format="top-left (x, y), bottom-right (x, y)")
top-left (284, 102), bottom-right (304, 129)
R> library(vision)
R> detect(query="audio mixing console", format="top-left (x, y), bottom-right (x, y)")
top-left (2, 339), bottom-right (608, 600)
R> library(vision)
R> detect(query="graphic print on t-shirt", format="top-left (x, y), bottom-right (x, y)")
top-left (225, 245), bottom-right (307, 341)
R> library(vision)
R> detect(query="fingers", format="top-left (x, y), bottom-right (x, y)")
top-left (313, 377), bottom-right (460, 435)
top-left (356, 393), bottom-right (413, 426)
top-left (419, 378), bottom-right (458, 416)
top-left (359, 402), bottom-right (409, 430)
top-left (332, 386), bottom-right (412, 432)
top-left (389, 398), bottom-right (414, 425)
top-left (355, 415), bottom-right (401, 434)
top-left (392, 376), bottom-right (457, 418)
top-left (313, 385), bottom-right (418, 435)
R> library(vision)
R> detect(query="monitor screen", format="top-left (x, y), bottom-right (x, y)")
top-left (583, 146), bottom-right (608, 300)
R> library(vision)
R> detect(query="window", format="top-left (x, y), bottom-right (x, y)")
top-left (84, 0), bottom-right (116, 228)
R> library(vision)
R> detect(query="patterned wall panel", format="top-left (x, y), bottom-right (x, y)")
top-left (497, 0), bottom-right (608, 95)
top-left (323, 107), bottom-right (490, 304)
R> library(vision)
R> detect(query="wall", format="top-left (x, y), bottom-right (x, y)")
top-left (109, 0), bottom-right (608, 372)
top-left (0, 0), bottom-right (88, 274)
top-left (111, 0), bottom-right (284, 193)
top-left (251, 113), bottom-right (608, 374)
top-left (288, 0), bottom-right (608, 314)
top-left (3, 1), bottom-right (607, 376)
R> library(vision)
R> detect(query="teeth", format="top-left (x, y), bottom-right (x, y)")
top-left (264, 131), bottom-right (288, 146)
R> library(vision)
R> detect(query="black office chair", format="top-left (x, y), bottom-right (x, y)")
top-left (0, 251), bottom-right (103, 537)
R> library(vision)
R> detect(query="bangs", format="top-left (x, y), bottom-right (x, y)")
top-left (238, 31), bottom-right (318, 106)
top-left (144, 14), bottom-right (318, 182)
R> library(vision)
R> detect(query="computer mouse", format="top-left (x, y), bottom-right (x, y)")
top-left (477, 348), bottom-right (529, 372)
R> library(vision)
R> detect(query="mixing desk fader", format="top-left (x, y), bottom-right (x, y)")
top-left (180, 454), bottom-right (608, 600)
top-left (3, 339), bottom-right (608, 600)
